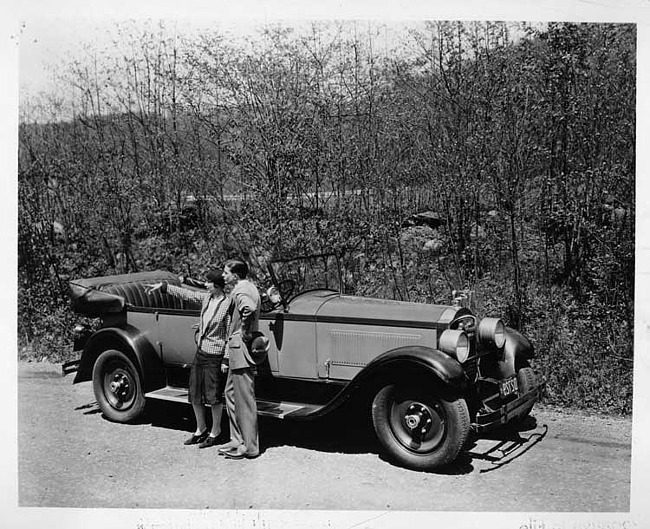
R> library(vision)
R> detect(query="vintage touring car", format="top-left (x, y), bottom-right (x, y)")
top-left (66, 254), bottom-right (545, 471)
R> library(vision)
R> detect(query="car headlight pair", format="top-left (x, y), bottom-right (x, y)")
top-left (439, 317), bottom-right (506, 363)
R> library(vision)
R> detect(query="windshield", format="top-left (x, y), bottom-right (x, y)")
top-left (268, 253), bottom-right (342, 298)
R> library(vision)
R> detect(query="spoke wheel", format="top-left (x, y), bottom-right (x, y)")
top-left (93, 349), bottom-right (145, 423)
top-left (372, 384), bottom-right (469, 471)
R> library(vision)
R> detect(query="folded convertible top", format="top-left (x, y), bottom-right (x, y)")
top-left (69, 270), bottom-right (183, 317)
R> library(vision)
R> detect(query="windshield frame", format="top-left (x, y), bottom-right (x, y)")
top-left (266, 252), bottom-right (343, 309)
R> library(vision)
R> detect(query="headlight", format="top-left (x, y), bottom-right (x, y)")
top-left (438, 329), bottom-right (470, 363)
top-left (477, 317), bottom-right (506, 349)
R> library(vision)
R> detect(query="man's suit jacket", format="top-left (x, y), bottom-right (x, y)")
top-left (228, 279), bottom-right (261, 370)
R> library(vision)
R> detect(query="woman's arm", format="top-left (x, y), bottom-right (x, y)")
top-left (145, 281), bottom-right (208, 303)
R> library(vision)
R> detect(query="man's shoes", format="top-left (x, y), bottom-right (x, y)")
top-left (216, 442), bottom-right (240, 453)
top-left (184, 430), bottom-right (209, 446)
top-left (222, 447), bottom-right (259, 460)
top-left (198, 435), bottom-right (221, 449)
top-left (219, 447), bottom-right (241, 457)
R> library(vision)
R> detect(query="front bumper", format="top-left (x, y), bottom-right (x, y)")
top-left (472, 380), bottom-right (546, 432)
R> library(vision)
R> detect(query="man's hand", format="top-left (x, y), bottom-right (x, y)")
top-left (145, 282), bottom-right (164, 294)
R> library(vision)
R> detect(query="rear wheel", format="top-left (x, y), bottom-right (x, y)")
top-left (92, 349), bottom-right (146, 423)
top-left (371, 383), bottom-right (470, 471)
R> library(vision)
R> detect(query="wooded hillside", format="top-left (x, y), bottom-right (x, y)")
top-left (18, 21), bottom-right (635, 414)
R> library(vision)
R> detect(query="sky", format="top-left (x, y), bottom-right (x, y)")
top-left (18, 17), bottom-right (110, 94)
top-left (4, 0), bottom-right (650, 528)
top-left (17, 16), bottom-right (268, 96)
top-left (13, 0), bottom-right (648, 95)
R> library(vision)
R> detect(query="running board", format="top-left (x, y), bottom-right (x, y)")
top-left (145, 386), bottom-right (189, 402)
top-left (145, 386), bottom-right (324, 419)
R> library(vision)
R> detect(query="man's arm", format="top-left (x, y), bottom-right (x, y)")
top-left (234, 290), bottom-right (257, 342)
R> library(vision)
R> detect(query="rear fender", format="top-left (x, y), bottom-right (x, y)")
top-left (73, 325), bottom-right (166, 392)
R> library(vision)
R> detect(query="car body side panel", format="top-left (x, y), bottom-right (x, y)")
top-left (148, 309), bottom-right (200, 366)
top-left (273, 291), bottom-right (460, 380)
top-left (276, 318), bottom-right (318, 378)
top-left (125, 310), bottom-right (160, 353)
top-left (314, 295), bottom-right (454, 380)
top-left (260, 312), bottom-right (319, 375)
top-left (316, 322), bottom-right (437, 380)
top-left (256, 290), bottom-right (335, 379)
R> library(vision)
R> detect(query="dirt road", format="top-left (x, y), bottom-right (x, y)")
top-left (17, 361), bottom-right (631, 512)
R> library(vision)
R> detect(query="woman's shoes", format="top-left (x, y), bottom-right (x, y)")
top-left (198, 434), bottom-right (222, 449)
top-left (184, 430), bottom-right (209, 445)
top-left (184, 430), bottom-right (223, 448)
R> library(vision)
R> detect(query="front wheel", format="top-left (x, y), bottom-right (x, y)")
top-left (371, 384), bottom-right (470, 471)
top-left (92, 349), bottom-right (146, 423)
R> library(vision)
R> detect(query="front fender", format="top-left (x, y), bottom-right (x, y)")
top-left (73, 325), bottom-right (166, 392)
top-left (498, 327), bottom-right (535, 377)
top-left (275, 346), bottom-right (466, 421)
top-left (360, 345), bottom-right (467, 392)
top-left (327, 346), bottom-right (465, 413)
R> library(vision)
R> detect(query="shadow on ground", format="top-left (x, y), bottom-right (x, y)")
top-left (465, 416), bottom-right (549, 473)
top-left (83, 398), bottom-right (546, 476)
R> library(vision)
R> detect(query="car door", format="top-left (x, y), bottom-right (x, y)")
top-left (261, 311), bottom-right (318, 379)
top-left (155, 308), bottom-right (200, 366)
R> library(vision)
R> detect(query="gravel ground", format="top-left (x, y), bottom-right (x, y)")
top-left (12, 360), bottom-right (639, 528)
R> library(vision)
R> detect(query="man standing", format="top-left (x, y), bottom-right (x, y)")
top-left (218, 259), bottom-right (261, 459)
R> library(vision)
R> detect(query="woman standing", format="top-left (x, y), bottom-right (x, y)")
top-left (146, 269), bottom-right (232, 448)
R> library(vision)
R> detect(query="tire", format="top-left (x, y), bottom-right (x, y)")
top-left (371, 384), bottom-right (470, 471)
top-left (513, 366), bottom-right (539, 421)
top-left (92, 349), bottom-right (146, 423)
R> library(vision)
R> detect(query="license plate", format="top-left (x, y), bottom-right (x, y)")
top-left (499, 376), bottom-right (519, 398)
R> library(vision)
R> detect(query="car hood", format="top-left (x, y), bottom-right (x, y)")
top-left (289, 290), bottom-right (462, 327)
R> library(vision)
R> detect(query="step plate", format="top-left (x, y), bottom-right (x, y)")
top-left (145, 386), bottom-right (189, 402)
top-left (145, 387), bottom-right (322, 418)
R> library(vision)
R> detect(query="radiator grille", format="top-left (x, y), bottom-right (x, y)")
top-left (464, 356), bottom-right (479, 383)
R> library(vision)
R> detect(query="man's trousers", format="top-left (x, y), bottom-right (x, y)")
top-left (224, 365), bottom-right (259, 456)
